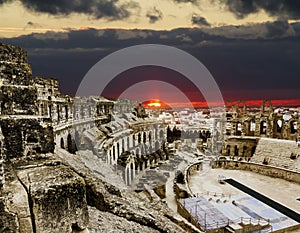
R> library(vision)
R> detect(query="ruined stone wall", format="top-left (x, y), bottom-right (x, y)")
top-left (213, 160), bottom-right (300, 184)
top-left (222, 137), bottom-right (258, 157)
top-left (0, 43), bottom-right (28, 63)
top-left (0, 117), bottom-right (54, 159)
top-left (226, 101), bottom-right (300, 144)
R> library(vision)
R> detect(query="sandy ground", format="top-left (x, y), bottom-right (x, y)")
top-left (188, 168), bottom-right (300, 213)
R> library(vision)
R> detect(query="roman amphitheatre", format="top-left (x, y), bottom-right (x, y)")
top-left (0, 42), bottom-right (299, 233)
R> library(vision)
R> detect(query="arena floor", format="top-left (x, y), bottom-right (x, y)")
top-left (187, 167), bottom-right (300, 231)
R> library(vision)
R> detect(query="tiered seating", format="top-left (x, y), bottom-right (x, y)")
top-left (251, 138), bottom-right (300, 171)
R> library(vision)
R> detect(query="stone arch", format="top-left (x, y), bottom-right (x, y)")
top-left (251, 146), bottom-right (256, 156)
top-left (132, 134), bottom-right (135, 147)
top-left (159, 129), bottom-right (164, 139)
top-left (242, 146), bottom-right (247, 157)
top-left (236, 122), bottom-right (242, 136)
top-left (291, 120), bottom-right (297, 134)
top-left (109, 150), bottom-right (112, 164)
top-left (234, 145), bottom-right (239, 156)
top-left (226, 145), bottom-right (230, 156)
top-left (260, 121), bottom-right (267, 135)
top-left (130, 163), bottom-right (134, 183)
top-left (250, 120), bottom-right (256, 132)
top-left (67, 133), bottom-right (76, 154)
top-left (117, 143), bottom-right (120, 157)
top-left (60, 138), bottom-right (65, 149)
top-left (65, 105), bottom-right (69, 120)
top-left (48, 104), bottom-right (52, 118)
top-left (113, 146), bottom-right (116, 161)
top-left (277, 119), bottom-right (283, 133)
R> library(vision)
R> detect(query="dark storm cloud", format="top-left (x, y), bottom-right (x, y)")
top-left (2, 22), bottom-right (300, 99)
top-left (266, 20), bottom-right (293, 38)
top-left (191, 14), bottom-right (210, 27)
top-left (220, 0), bottom-right (300, 20)
top-left (0, 0), bottom-right (139, 20)
top-left (146, 7), bottom-right (163, 24)
top-left (0, 0), bottom-right (12, 4)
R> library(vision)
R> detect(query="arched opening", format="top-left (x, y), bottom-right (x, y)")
top-left (65, 105), bottom-right (68, 120)
top-left (149, 132), bottom-right (152, 142)
top-left (138, 133), bottom-right (141, 144)
top-left (251, 146), bottom-right (256, 156)
top-left (27, 135), bottom-right (38, 143)
top-left (277, 119), bottom-right (283, 133)
top-left (130, 163), bottom-right (134, 182)
top-left (113, 146), bottom-right (116, 161)
top-left (60, 138), bottom-right (65, 149)
top-left (117, 143), bottom-right (120, 156)
top-left (143, 132), bottom-right (147, 143)
top-left (67, 133), bottom-right (76, 154)
top-left (291, 121), bottom-right (297, 134)
top-left (250, 120), bottom-right (256, 132)
top-left (109, 150), bottom-right (112, 164)
top-left (236, 122), bottom-right (242, 136)
top-left (226, 145), bottom-right (230, 156)
top-left (242, 146), bottom-right (247, 157)
top-left (140, 162), bottom-right (143, 171)
top-left (260, 121), bottom-right (267, 135)
top-left (234, 145), bottom-right (239, 156)
top-left (40, 103), bottom-right (44, 115)
top-left (48, 104), bottom-right (52, 118)
top-left (132, 135), bottom-right (135, 147)
top-left (159, 129), bottom-right (164, 139)
top-left (127, 137), bottom-right (130, 150)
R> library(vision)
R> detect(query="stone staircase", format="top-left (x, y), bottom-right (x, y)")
top-left (251, 138), bottom-right (300, 172)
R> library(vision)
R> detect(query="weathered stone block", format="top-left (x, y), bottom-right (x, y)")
top-left (18, 165), bottom-right (89, 233)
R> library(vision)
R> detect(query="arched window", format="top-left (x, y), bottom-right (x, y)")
top-left (291, 121), bottom-right (297, 134)
top-left (277, 120), bottom-right (283, 133)
top-left (234, 145), bottom-right (239, 156)
top-left (60, 138), bottom-right (65, 149)
top-left (260, 121), bottom-right (267, 134)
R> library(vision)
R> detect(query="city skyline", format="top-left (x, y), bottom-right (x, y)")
top-left (1, 1), bottom-right (300, 106)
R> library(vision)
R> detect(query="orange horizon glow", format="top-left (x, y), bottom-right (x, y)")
top-left (142, 99), bottom-right (300, 109)
top-left (146, 99), bottom-right (162, 108)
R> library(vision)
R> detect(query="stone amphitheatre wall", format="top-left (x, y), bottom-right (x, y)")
top-left (213, 160), bottom-right (300, 184)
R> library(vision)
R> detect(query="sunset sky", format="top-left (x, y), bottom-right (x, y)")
top-left (1, 0), bottom-right (300, 106)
